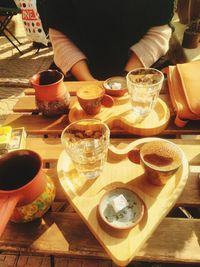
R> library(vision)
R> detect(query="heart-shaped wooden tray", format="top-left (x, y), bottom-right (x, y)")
top-left (69, 95), bottom-right (170, 136)
top-left (57, 137), bottom-right (189, 266)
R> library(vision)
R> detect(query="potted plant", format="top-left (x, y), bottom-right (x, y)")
top-left (177, 0), bottom-right (200, 24)
top-left (182, 18), bottom-right (200, 48)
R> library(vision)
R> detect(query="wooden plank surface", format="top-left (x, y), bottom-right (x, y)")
top-left (24, 81), bottom-right (103, 96)
top-left (1, 213), bottom-right (200, 264)
top-left (13, 95), bottom-right (171, 136)
top-left (0, 253), bottom-right (116, 267)
top-left (0, 136), bottom-right (200, 264)
top-left (69, 98), bottom-right (170, 136)
top-left (1, 20), bottom-right (200, 267)
top-left (9, 80), bottom-right (200, 136)
top-left (1, 90), bottom-right (200, 265)
top-left (24, 136), bottom-right (200, 207)
top-left (56, 138), bottom-right (190, 265)
top-left (13, 94), bottom-right (172, 114)
top-left (3, 114), bottom-right (200, 136)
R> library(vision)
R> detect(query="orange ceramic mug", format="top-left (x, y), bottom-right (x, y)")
top-left (30, 70), bottom-right (70, 116)
top-left (0, 149), bottom-right (54, 236)
top-left (77, 85), bottom-right (114, 115)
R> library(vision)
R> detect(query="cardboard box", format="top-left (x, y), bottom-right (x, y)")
top-left (0, 126), bottom-right (12, 154)
top-left (0, 126), bottom-right (26, 155)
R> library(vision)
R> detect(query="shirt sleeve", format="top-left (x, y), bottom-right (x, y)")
top-left (49, 28), bottom-right (87, 75)
top-left (130, 24), bottom-right (172, 67)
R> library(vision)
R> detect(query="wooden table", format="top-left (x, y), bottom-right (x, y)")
top-left (1, 81), bottom-right (200, 267)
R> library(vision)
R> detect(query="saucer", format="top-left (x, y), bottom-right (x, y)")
top-left (98, 187), bottom-right (145, 230)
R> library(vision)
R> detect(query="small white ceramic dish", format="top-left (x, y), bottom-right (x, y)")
top-left (103, 76), bottom-right (127, 97)
top-left (98, 187), bottom-right (145, 230)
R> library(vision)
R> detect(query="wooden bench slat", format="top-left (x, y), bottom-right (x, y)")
top-left (3, 114), bottom-right (69, 135)
top-left (12, 96), bottom-right (77, 113)
top-left (177, 170), bottom-right (200, 206)
top-left (24, 81), bottom-right (103, 97)
top-left (0, 253), bottom-right (116, 267)
top-left (25, 137), bottom-right (200, 166)
top-left (12, 94), bottom-right (172, 113)
top-left (54, 257), bottom-right (114, 267)
top-left (1, 214), bottom-right (199, 264)
top-left (3, 113), bottom-right (200, 136)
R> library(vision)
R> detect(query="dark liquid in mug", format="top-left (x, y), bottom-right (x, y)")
top-left (0, 155), bottom-right (40, 190)
top-left (143, 153), bottom-right (173, 167)
top-left (39, 71), bottom-right (62, 85)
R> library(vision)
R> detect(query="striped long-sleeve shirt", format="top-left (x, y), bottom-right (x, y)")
top-left (49, 24), bottom-right (172, 76)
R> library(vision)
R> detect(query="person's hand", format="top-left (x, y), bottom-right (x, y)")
top-left (71, 60), bottom-right (96, 81)
top-left (124, 52), bottom-right (144, 72)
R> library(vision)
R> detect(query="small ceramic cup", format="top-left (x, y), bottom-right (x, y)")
top-left (77, 85), bottom-right (114, 115)
top-left (128, 139), bottom-right (183, 186)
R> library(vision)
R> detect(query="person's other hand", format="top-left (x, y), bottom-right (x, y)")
top-left (124, 52), bottom-right (144, 72)
top-left (71, 60), bottom-right (96, 81)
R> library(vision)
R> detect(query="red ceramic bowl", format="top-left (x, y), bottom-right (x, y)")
top-left (103, 76), bottom-right (128, 97)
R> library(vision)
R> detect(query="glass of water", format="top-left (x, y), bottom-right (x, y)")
top-left (61, 119), bottom-right (110, 179)
top-left (126, 68), bottom-right (164, 119)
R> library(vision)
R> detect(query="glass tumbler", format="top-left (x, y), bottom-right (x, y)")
top-left (126, 68), bottom-right (164, 119)
top-left (61, 119), bottom-right (110, 179)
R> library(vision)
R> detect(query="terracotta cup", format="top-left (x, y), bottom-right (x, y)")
top-left (128, 139), bottom-right (183, 186)
top-left (30, 70), bottom-right (70, 116)
top-left (0, 149), bottom-right (55, 236)
top-left (77, 85), bottom-right (114, 115)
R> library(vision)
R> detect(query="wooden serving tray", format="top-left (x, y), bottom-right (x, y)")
top-left (57, 137), bottom-right (189, 266)
top-left (69, 95), bottom-right (170, 136)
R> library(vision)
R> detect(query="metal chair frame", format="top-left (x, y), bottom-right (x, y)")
top-left (0, 7), bottom-right (23, 54)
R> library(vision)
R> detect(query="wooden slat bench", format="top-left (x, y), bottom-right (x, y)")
top-left (1, 81), bottom-right (200, 266)
top-left (0, 135), bottom-right (200, 266)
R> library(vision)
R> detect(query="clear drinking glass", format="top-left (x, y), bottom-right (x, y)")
top-left (126, 68), bottom-right (164, 119)
top-left (61, 119), bottom-right (110, 179)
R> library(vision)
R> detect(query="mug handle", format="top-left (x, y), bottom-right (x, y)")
top-left (128, 147), bottom-right (141, 164)
top-left (101, 94), bottom-right (114, 107)
top-left (0, 195), bottom-right (20, 237)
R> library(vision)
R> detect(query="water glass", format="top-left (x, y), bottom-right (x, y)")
top-left (61, 119), bottom-right (110, 179)
top-left (126, 68), bottom-right (164, 119)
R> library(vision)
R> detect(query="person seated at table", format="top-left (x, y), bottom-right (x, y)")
top-left (43, 0), bottom-right (175, 80)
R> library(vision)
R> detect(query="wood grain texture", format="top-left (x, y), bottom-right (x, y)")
top-left (1, 213), bottom-right (200, 264)
top-left (7, 92), bottom-right (200, 136)
top-left (57, 138), bottom-right (189, 266)
top-left (24, 81), bottom-right (103, 96)
top-left (0, 136), bottom-right (199, 264)
top-left (1, 84), bottom-right (200, 265)
top-left (69, 97), bottom-right (170, 136)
